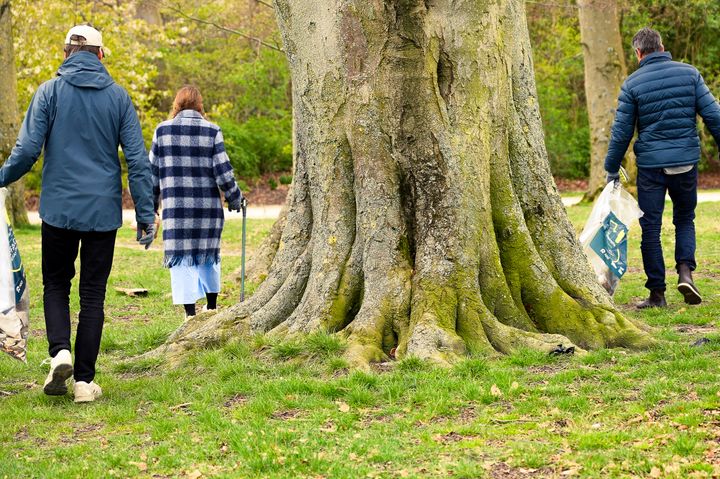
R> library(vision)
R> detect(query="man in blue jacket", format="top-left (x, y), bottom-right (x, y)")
top-left (605, 27), bottom-right (720, 309)
top-left (0, 25), bottom-right (156, 402)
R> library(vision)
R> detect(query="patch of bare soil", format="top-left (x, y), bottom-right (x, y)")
top-left (271, 409), bottom-right (303, 420)
top-left (371, 361), bottom-right (395, 374)
top-left (74, 423), bottom-right (104, 435)
top-left (676, 324), bottom-right (717, 335)
top-left (223, 393), bottom-right (248, 408)
top-left (488, 462), bottom-right (552, 478)
top-left (527, 364), bottom-right (567, 375)
top-left (458, 405), bottom-right (477, 422)
top-left (433, 431), bottom-right (479, 444)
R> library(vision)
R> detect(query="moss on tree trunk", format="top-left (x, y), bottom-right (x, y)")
top-left (149, 0), bottom-right (653, 368)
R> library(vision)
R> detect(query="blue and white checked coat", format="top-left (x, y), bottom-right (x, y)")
top-left (150, 110), bottom-right (242, 268)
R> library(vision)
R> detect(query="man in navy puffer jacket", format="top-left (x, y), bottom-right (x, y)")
top-left (605, 27), bottom-right (720, 309)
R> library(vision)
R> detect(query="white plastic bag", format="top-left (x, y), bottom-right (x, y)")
top-left (579, 181), bottom-right (643, 295)
top-left (0, 189), bottom-right (29, 362)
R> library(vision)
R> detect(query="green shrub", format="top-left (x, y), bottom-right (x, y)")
top-left (279, 174), bottom-right (292, 185)
top-left (219, 116), bottom-right (292, 180)
top-left (268, 178), bottom-right (278, 190)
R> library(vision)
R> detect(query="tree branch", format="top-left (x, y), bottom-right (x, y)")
top-left (156, 0), bottom-right (284, 52)
top-left (253, 0), bottom-right (274, 9)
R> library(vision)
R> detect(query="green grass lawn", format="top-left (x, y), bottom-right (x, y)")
top-left (2, 205), bottom-right (720, 478)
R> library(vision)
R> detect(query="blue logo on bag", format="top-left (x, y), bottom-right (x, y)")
top-left (7, 225), bottom-right (26, 304)
top-left (589, 211), bottom-right (628, 279)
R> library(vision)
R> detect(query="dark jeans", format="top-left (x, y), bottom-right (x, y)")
top-left (42, 222), bottom-right (117, 382)
top-left (637, 165), bottom-right (697, 291)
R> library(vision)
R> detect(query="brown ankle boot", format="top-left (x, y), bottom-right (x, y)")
top-left (677, 263), bottom-right (702, 305)
top-left (637, 289), bottom-right (667, 309)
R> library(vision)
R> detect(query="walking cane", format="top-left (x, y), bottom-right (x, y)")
top-left (240, 197), bottom-right (248, 302)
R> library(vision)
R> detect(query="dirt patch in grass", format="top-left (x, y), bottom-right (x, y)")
top-left (488, 462), bottom-right (551, 478)
top-left (359, 407), bottom-right (400, 427)
top-left (433, 431), bottom-right (479, 444)
top-left (223, 394), bottom-right (248, 408)
top-left (110, 304), bottom-right (142, 322)
top-left (371, 361), bottom-right (395, 374)
top-left (74, 423), bottom-right (104, 435)
top-left (458, 405), bottom-right (477, 422)
top-left (676, 324), bottom-right (718, 335)
top-left (527, 364), bottom-right (567, 375)
top-left (271, 409), bottom-right (303, 420)
top-left (14, 426), bottom-right (30, 441)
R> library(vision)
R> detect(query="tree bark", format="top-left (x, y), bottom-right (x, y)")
top-left (578, 0), bottom-right (635, 201)
top-left (0, 1), bottom-right (29, 228)
top-left (134, 0), bottom-right (163, 25)
top-left (149, 0), bottom-right (652, 367)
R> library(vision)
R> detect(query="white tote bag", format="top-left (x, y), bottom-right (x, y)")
top-left (579, 181), bottom-right (643, 295)
top-left (0, 189), bottom-right (30, 362)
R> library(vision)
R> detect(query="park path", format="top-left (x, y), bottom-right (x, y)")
top-left (561, 190), bottom-right (720, 207)
top-left (22, 192), bottom-right (720, 224)
top-left (24, 204), bottom-right (284, 225)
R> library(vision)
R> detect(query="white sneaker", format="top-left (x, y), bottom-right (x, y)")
top-left (74, 381), bottom-right (102, 403)
top-left (43, 349), bottom-right (73, 396)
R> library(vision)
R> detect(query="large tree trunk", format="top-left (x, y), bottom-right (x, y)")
top-left (0, 1), bottom-right (29, 228)
top-left (578, 0), bottom-right (635, 201)
top-left (150, 0), bottom-right (652, 367)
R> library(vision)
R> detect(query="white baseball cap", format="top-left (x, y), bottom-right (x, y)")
top-left (65, 25), bottom-right (103, 48)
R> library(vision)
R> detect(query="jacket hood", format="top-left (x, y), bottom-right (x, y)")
top-left (57, 51), bottom-right (114, 89)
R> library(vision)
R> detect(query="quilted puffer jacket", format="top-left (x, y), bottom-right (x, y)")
top-left (605, 51), bottom-right (720, 173)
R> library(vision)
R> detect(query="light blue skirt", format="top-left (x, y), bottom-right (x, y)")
top-left (169, 262), bottom-right (221, 305)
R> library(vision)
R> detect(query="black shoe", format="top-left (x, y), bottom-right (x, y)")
top-left (677, 263), bottom-right (702, 305)
top-left (637, 289), bottom-right (667, 309)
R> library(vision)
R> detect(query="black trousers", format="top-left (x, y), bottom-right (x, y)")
top-left (42, 222), bottom-right (117, 382)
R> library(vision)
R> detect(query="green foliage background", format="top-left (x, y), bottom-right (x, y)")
top-left (11, 0), bottom-right (291, 192)
top-left (528, 0), bottom-right (720, 179)
top-left (9, 0), bottom-right (720, 189)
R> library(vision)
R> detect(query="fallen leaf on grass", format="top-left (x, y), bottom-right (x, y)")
top-left (187, 470), bottom-right (203, 479)
top-left (649, 466), bottom-right (662, 478)
top-left (129, 462), bottom-right (147, 472)
top-left (510, 381), bottom-right (519, 391)
top-left (114, 287), bottom-right (148, 297)
top-left (560, 467), bottom-right (581, 476)
top-left (337, 401), bottom-right (351, 413)
top-left (170, 402), bottom-right (193, 411)
top-left (490, 384), bottom-right (503, 397)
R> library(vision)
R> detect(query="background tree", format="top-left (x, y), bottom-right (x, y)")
top-left (0, 0), bottom-right (29, 226)
top-left (578, 0), bottom-right (633, 200)
top-left (150, 0), bottom-right (652, 367)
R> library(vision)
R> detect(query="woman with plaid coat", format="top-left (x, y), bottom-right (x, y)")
top-left (150, 86), bottom-right (243, 317)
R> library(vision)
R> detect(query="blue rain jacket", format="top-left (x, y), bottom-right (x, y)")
top-left (0, 51), bottom-right (154, 231)
top-left (605, 52), bottom-right (720, 173)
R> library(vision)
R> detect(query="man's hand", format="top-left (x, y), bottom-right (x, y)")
top-left (606, 171), bottom-right (621, 184)
top-left (137, 222), bottom-right (156, 250)
top-left (228, 196), bottom-right (245, 212)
